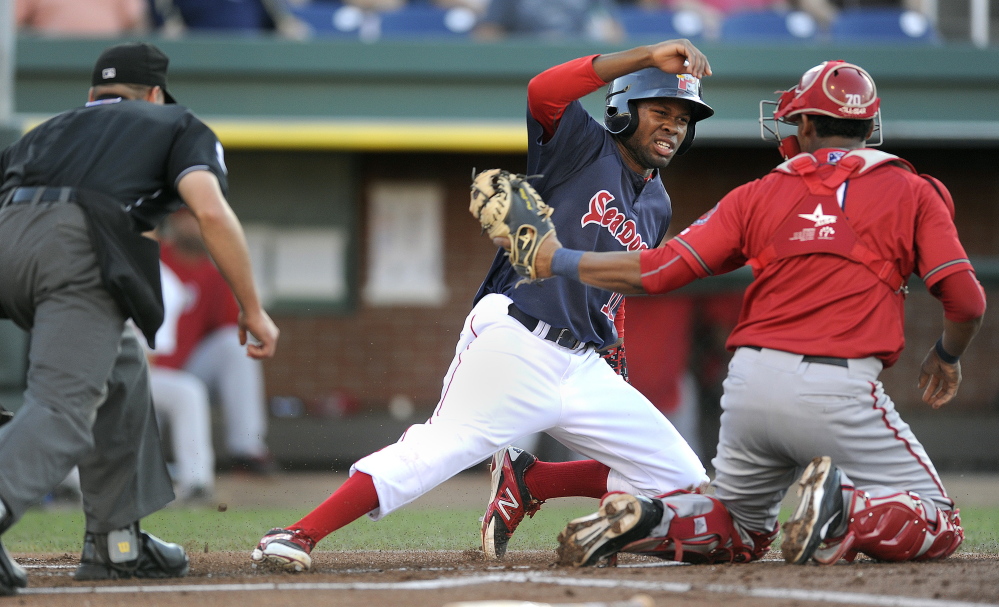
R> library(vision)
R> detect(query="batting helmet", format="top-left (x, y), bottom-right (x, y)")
top-left (773, 60), bottom-right (879, 122)
top-left (605, 68), bottom-right (714, 155)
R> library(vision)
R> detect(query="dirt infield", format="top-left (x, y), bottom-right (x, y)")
top-left (8, 472), bottom-right (999, 607)
top-left (13, 550), bottom-right (999, 607)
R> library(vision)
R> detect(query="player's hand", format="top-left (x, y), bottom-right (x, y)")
top-left (492, 232), bottom-right (562, 279)
top-left (648, 39), bottom-right (712, 79)
top-left (239, 308), bottom-right (280, 359)
top-left (917, 346), bottom-right (961, 408)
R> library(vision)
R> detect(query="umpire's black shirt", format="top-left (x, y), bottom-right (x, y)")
top-left (0, 97), bottom-right (228, 231)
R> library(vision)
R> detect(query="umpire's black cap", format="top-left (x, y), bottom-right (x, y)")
top-left (91, 42), bottom-right (176, 104)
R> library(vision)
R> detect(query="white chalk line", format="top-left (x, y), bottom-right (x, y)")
top-left (15, 571), bottom-right (999, 607)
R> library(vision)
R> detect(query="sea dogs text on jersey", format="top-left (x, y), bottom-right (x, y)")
top-left (580, 190), bottom-right (651, 251)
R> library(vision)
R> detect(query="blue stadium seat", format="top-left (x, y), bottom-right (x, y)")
top-left (720, 10), bottom-right (818, 42)
top-left (830, 8), bottom-right (939, 44)
top-left (290, 2), bottom-right (370, 38)
top-left (617, 7), bottom-right (705, 40)
top-left (377, 5), bottom-right (478, 38)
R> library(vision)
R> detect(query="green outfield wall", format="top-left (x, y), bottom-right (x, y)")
top-left (12, 36), bottom-right (999, 148)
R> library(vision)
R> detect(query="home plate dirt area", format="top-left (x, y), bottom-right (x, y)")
top-left (9, 471), bottom-right (999, 607)
top-left (11, 550), bottom-right (999, 607)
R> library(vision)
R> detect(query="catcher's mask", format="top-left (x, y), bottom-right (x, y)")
top-left (760, 60), bottom-right (882, 159)
top-left (604, 67), bottom-right (714, 155)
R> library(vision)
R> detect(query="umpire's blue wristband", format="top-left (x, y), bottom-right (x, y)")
top-left (550, 248), bottom-right (584, 282)
top-left (935, 337), bottom-right (960, 365)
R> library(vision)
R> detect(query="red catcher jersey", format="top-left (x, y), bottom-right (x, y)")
top-left (662, 149), bottom-right (973, 367)
top-left (154, 242), bottom-right (240, 369)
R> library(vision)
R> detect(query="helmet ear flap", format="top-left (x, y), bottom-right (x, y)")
top-left (606, 100), bottom-right (639, 137)
top-left (676, 121), bottom-right (696, 155)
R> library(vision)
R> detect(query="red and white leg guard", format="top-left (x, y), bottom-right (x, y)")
top-left (619, 491), bottom-right (773, 564)
top-left (813, 489), bottom-right (963, 564)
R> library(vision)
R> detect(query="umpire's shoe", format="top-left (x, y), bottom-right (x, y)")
top-left (781, 456), bottom-right (845, 565)
top-left (0, 538), bottom-right (28, 596)
top-left (251, 528), bottom-right (315, 572)
top-left (556, 492), bottom-right (664, 567)
top-left (481, 446), bottom-right (544, 559)
top-left (74, 522), bottom-right (189, 580)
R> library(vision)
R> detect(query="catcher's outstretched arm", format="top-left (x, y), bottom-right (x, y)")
top-left (497, 234), bottom-right (646, 294)
top-left (575, 250), bottom-right (646, 294)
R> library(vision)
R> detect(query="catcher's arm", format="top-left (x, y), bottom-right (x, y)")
top-left (917, 316), bottom-right (981, 409)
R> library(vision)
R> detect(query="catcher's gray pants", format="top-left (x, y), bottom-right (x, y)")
top-left (712, 346), bottom-right (954, 535)
top-left (0, 202), bottom-right (174, 533)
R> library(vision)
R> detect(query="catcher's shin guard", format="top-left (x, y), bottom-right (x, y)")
top-left (619, 491), bottom-right (766, 564)
top-left (812, 489), bottom-right (964, 564)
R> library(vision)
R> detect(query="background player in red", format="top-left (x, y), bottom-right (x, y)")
top-left (513, 60), bottom-right (985, 566)
top-left (157, 208), bottom-right (275, 474)
top-left (251, 39), bottom-right (715, 572)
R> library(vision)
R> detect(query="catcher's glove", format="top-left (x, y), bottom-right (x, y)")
top-left (470, 169), bottom-right (554, 283)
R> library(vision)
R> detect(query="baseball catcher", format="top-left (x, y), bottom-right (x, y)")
top-left (470, 169), bottom-right (555, 283)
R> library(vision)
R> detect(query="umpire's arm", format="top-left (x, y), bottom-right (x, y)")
top-left (177, 170), bottom-right (280, 359)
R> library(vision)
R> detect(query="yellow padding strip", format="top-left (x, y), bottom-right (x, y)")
top-left (207, 120), bottom-right (529, 152)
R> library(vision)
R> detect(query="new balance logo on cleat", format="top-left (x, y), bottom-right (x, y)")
top-left (496, 488), bottom-right (520, 521)
top-left (481, 446), bottom-right (543, 560)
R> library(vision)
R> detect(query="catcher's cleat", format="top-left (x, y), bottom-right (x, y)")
top-left (251, 527), bottom-right (315, 572)
top-left (0, 538), bottom-right (28, 596)
top-left (781, 456), bottom-right (845, 565)
top-left (481, 446), bottom-right (543, 559)
top-left (74, 523), bottom-right (189, 581)
top-left (556, 492), bottom-right (664, 567)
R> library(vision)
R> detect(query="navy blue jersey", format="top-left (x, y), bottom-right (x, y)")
top-left (474, 101), bottom-right (673, 349)
top-left (0, 98), bottom-right (227, 233)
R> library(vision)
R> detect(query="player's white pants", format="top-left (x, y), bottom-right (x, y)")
top-left (712, 346), bottom-right (955, 535)
top-left (184, 326), bottom-right (269, 458)
top-left (149, 366), bottom-right (215, 492)
top-left (355, 293), bottom-right (708, 519)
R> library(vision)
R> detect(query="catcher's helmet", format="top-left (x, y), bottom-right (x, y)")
top-left (774, 60), bottom-right (879, 122)
top-left (605, 68), bottom-right (714, 155)
top-left (760, 60), bottom-right (882, 158)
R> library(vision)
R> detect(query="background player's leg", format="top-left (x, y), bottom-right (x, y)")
top-left (149, 367), bottom-right (216, 501)
top-left (185, 326), bottom-right (270, 462)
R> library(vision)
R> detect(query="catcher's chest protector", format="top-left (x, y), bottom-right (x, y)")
top-left (748, 151), bottom-right (909, 295)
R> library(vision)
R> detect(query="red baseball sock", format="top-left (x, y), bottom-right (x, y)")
top-left (290, 472), bottom-right (380, 543)
top-left (524, 459), bottom-right (610, 501)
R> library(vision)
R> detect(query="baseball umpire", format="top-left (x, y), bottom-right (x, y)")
top-left (252, 39), bottom-right (713, 571)
top-left (505, 60), bottom-right (985, 566)
top-left (0, 42), bottom-right (278, 595)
